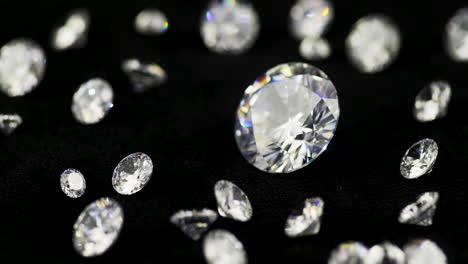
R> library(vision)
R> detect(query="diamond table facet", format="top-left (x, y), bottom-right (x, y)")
top-left (214, 180), bottom-right (252, 222)
top-left (400, 138), bottom-right (438, 179)
top-left (60, 168), bottom-right (86, 198)
top-left (112, 152), bottom-right (153, 195)
top-left (284, 197), bottom-right (324, 237)
top-left (170, 209), bottom-right (218, 241)
top-left (414, 81), bottom-right (452, 122)
top-left (134, 8), bottom-right (169, 36)
top-left (121, 58), bottom-right (167, 93)
top-left (399, 192), bottom-right (439, 226)
top-left (0, 114), bottom-right (23, 135)
top-left (404, 239), bottom-right (447, 264)
top-left (446, 8), bottom-right (468, 61)
top-left (203, 229), bottom-right (247, 264)
top-left (289, 0), bottom-right (334, 39)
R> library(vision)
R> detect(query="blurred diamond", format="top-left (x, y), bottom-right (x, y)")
top-left (289, 0), bottom-right (334, 39)
top-left (203, 229), bottom-right (247, 264)
top-left (328, 241), bottom-right (369, 264)
top-left (0, 114), bottom-right (22, 135)
top-left (399, 192), bottom-right (439, 226)
top-left (51, 9), bottom-right (90, 51)
top-left (404, 239), bottom-right (447, 264)
top-left (284, 197), bottom-right (324, 238)
top-left (214, 180), bottom-right (252, 222)
top-left (446, 8), bottom-right (468, 61)
top-left (112, 152), bottom-right (153, 195)
top-left (400, 138), bottom-right (438, 179)
top-left (121, 58), bottom-right (167, 93)
top-left (170, 209), bottom-right (218, 241)
top-left (414, 81), bottom-right (452, 122)
top-left (60, 168), bottom-right (86, 198)
top-left (299, 37), bottom-right (331, 60)
top-left (368, 242), bottom-right (405, 264)
top-left (135, 8), bottom-right (169, 36)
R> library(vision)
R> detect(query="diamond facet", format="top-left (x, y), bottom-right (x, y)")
top-left (0, 39), bottom-right (46, 97)
top-left (235, 62), bottom-right (339, 173)
top-left (60, 168), bottom-right (86, 198)
top-left (289, 0), bottom-right (334, 39)
top-left (446, 8), bottom-right (468, 61)
top-left (214, 180), bottom-right (252, 222)
top-left (284, 197), bottom-right (324, 237)
top-left (346, 14), bottom-right (401, 73)
top-left (399, 192), bottom-right (439, 226)
top-left (328, 241), bottom-right (369, 264)
top-left (121, 58), bottom-right (167, 93)
top-left (400, 138), bottom-right (438, 179)
top-left (414, 81), bottom-right (452, 122)
top-left (51, 9), bottom-right (90, 51)
top-left (134, 8), bottom-right (169, 36)
top-left (73, 198), bottom-right (124, 257)
top-left (404, 239), bottom-right (447, 264)
top-left (203, 229), bottom-right (247, 264)
top-left (368, 242), bottom-right (405, 264)
top-left (112, 152), bottom-right (153, 195)
top-left (0, 114), bottom-right (23, 135)
top-left (299, 37), bottom-right (331, 60)
top-left (200, 0), bottom-right (260, 54)
top-left (170, 209), bottom-right (218, 241)
top-left (71, 78), bottom-right (114, 125)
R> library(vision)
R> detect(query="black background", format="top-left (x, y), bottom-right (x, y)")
top-left (1, 0), bottom-right (467, 263)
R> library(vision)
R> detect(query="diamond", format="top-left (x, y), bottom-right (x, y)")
top-left (400, 138), bottom-right (438, 179)
top-left (235, 62), bottom-right (339, 173)
top-left (135, 8), bottom-right (169, 36)
top-left (60, 168), bottom-right (86, 198)
top-left (284, 197), bottom-right (324, 237)
top-left (289, 0), bottom-right (334, 39)
top-left (170, 209), bottom-right (218, 241)
top-left (112, 152), bottom-right (153, 195)
top-left (121, 58), bottom-right (167, 93)
top-left (203, 229), bottom-right (247, 264)
top-left (299, 37), bottom-right (331, 60)
top-left (404, 239), bottom-right (447, 264)
top-left (51, 9), bottom-right (90, 51)
top-left (414, 81), bottom-right (452, 122)
top-left (0, 114), bottom-right (23, 135)
top-left (328, 241), bottom-right (369, 264)
top-left (71, 78), bottom-right (114, 125)
top-left (368, 242), bottom-right (405, 264)
top-left (399, 192), bottom-right (439, 226)
top-left (446, 8), bottom-right (468, 61)
top-left (214, 180), bottom-right (252, 222)
top-left (200, 0), bottom-right (260, 54)
top-left (0, 39), bottom-right (46, 97)
top-left (346, 14), bottom-right (401, 73)
top-left (73, 197), bottom-right (124, 257)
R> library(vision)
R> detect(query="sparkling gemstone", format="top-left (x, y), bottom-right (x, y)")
top-left (399, 192), bottom-right (439, 226)
top-left (214, 180), bottom-right (252, 222)
top-left (200, 0), bottom-right (260, 54)
top-left (170, 209), bottom-right (218, 241)
top-left (404, 239), bottom-right (447, 264)
top-left (235, 62), bottom-right (339, 173)
top-left (0, 39), bottom-right (46, 97)
top-left (328, 241), bottom-right (369, 264)
top-left (112, 152), bottom-right (153, 195)
top-left (346, 14), bottom-right (401, 73)
top-left (60, 168), bottom-right (86, 198)
top-left (0, 114), bottom-right (23, 135)
top-left (446, 8), bottom-right (468, 61)
top-left (368, 242), bottom-right (405, 264)
top-left (400, 138), bottom-right (438, 179)
top-left (51, 9), bottom-right (90, 51)
top-left (73, 198), bottom-right (124, 257)
top-left (71, 78), bottom-right (114, 125)
top-left (289, 0), bottom-right (334, 39)
top-left (414, 81), bottom-right (452, 122)
top-left (121, 58), bottom-right (167, 93)
top-left (135, 8), bottom-right (169, 36)
top-left (299, 37), bottom-right (331, 60)
top-left (284, 197), bottom-right (324, 237)
top-left (203, 229), bottom-right (247, 264)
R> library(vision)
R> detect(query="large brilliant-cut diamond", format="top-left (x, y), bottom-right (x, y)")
top-left (289, 0), bottom-right (334, 39)
top-left (446, 8), bottom-right (468, 61)
top-left (235, 63), bottom-right (339, 174)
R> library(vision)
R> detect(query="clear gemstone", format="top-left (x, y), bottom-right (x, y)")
top-left (71, 78), bottom-right (114, 125)
top-left (135, 8), bottom-right (169, 36)
top-left (289, 0), bottom-right (334, 39)
top-left (0, 114), bottom-right (23, 135)
top-left (446, 8), bottom-right (468, 61)
top-left (200, 0), bottom-right (260, 54)
top-left (60, 168), bottom-right (86, 198)
top-left (121, 58), bottom-right (167, 93)
top-left (368, 242), bottom-right (405, 264)
top-left (112, 152), bottom-right (153, 195)
top-left (284, 197), bottom-right (324, 237)
top-left (400, 138), bottom-right (438, 179)
top-left (414, 81), bottom-right (452, 122)
top-left (328, 241), bottom-right (369, 264)
top-left (73, 198), bottom-right (124, 257)
top-left (399, 192), bottom-right (439, 226)
top-left (299, 37), bottom-right (331, 60)
top-left (346, 14), bottom-right (401, 73)
top-left (214, 180), bottom-right (252, 222)
top-left (51, 9), bottom-right (90, 51)
top-left (203, 229), bottom-right (247, 264)
top-left (404, 239), bottom-right (447, 264)
top-left (0, 39), bottom-right (46, 97)
top-left (170, 209), bottom-right (218, 241)
top-left (235, 62), bottom-right (339, 173)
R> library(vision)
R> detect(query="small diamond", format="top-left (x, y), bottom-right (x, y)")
top-left (170, 209), bottom-right (218, 241)
top-left (51, 9), bottom-right (90, 51)
top-left (368, 242), bottom-right (405, 264)
top-left (328, 241), bottom-right (369, 264)
top-left (73, 198), bottom-right (124, 257)
top-left (60, 168), bottom-right (86, 198)
top-left (289, 0), bottom-right (334, 39)
top-left (299, 37), bottom-right (331, 60)
top-left (200, 0), bottom-right (260, 54)
top-left (284, 197), bottom-right (324, 238)
top-left (0, 114), bottom-right (23, 135)
top-left (71, 78), bottom-right (114, 125)
top-left (235, 62), bottom-right (339, 173)
top-left (112, 152), bottom-right (153, 195)
top-left (404, 239), bottom-right (447, 264)
top-left (414, 81), bottom-right (452, 122)
top-left (346, 14), bottom-right (401, 73)
top-left (400, 138), bottom-right (438, 179)
top-left (121, 58), bottom-right (167, 93)
top-left (135, 8), bottom-right (169, 36)
top-left (203, 229), bottom-right (247, 264)
top-left (399, 192), bottom-right (439, 226)
top-left (446, 8), bottom-right (468, 61)
top-left (0, 39), bottom-right (46, 97)
top-left (214, 180), bottom-right (252, 222)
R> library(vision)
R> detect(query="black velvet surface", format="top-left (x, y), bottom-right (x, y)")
top-left (1, 0), bottom-right (468, 262)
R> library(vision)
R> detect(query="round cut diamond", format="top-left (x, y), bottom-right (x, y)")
top-left (51, 9), bottom-right (90, 51)
top-left (214, 180), bottom-right (252, 222)
top-left (289, 0), bottom-right (334, 39)
top-left (112, 152), bottom-right (153, 195)
top-left (135, 8), bottom-right (169, 36)
top-left (0, 39), bottom-right (46, 97)
top-left (235, 62), bottom-right (339, 174)
top-left (60, 168), bottom-right (86, 198)
top-left (404, 239), bottom-right (447, 264)
top-left (328, 241), bottom-right (369, 264)
top-left (368, 242), bottom-right (405, 264)
top-left (203, 229), bottom-right (247, 264)
top-left (200, 0), bottom-right (260, 54)
top-left (446, 8), bottom-right (468, 61)
top-left (400, 138), bottom-right (438, 179)
top-left (284, 197), bottom-right (324, 237)
top-left (299, 37), bottom-right (331, 60)
top-left (414, 81), bottom-right (452, 122)
top-left (399, 192), bottom-right (439, 226)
